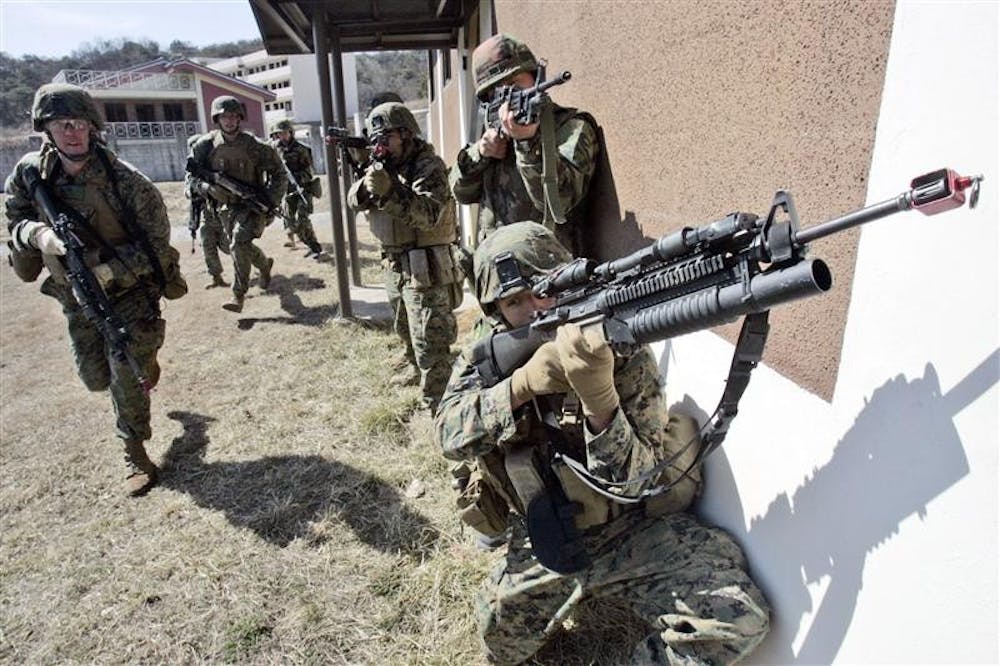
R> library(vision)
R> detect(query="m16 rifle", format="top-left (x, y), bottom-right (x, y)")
top-left (185, 157), bottom-right (272, 216)
top-left (325, 126), bottom-right (370, 179)
top-left (21, 165), bottom-right (153, 394)
top-left (187, 194), bottom-right (204, 254)
top-left (473, 168), bottom-right (983, 464)
top-left (482, 64), bottom-right (572, 135)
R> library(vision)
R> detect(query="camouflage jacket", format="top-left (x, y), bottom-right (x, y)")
top-left (272, 138), bottom-right (314, 189)
top-left (5, 142), bottom-right (174, 295)
top-left (449, 104), bottom-right (599, 250)
top-left (435, 334), bottom-right (702, 512)
top-left (347, 139), bottom-right (452, 233)
top-left (185, 129), bottom-right (287, 212)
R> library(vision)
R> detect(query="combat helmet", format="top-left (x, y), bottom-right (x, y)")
top-left (472, 34), bottom-right (538, 101)
top-left (369, 91), bottom-right (403, 111)
top-left (32, 83), bottom-right (104, 132)
top-left (270, 118), bottom-right (294, 138)
top-left (365, 102), bottom-right (420, 138)
top-left (473, 222), bottom-right (572, 315)
top-left (210, 95), bottom-right (246, 123)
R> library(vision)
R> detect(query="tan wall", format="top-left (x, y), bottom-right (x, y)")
top-left (479, 0), bottom-right (896, 400)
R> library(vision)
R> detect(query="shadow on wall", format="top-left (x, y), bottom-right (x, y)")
top-left (699, 349), bottom-right (997, 663)
top-left (159, 410), bottom-right (438, 555)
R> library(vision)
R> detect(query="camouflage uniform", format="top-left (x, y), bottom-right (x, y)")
top-left (348, 103), bottom-right (462, 411)
top-left (186, 134), bottom-right (230, 285)
top-left (435, 223), bottom-right (769, 664)
top-left (5, 85), bottom-right (182, 495)
top-left (186, 101), bottom-right (285, 310)
top-left (449, 34), bottom-right (601, 256)
top-left (271, 131), bottom-right (323, 255)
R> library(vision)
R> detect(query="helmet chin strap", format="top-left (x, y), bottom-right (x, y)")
top-left (46, 130), bottom-right (93, 163)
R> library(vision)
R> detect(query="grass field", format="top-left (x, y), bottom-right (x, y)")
top-left (0, 182), bottom-right (647, 664)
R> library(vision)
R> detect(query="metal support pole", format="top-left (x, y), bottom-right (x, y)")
top-left (329, 31), bottom-right (362, 287)
top-left (313, 14), bottom-right (352, 317)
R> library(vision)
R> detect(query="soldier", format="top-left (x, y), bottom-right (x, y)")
top-left (270, 119), bottom-right (324, 258)
top-left (186, 96), bottom-right (286, 313)
top-left (450, 34), bottom-right (601, 256)
top-left (435, 222), bottom-right (770, 664)
top-left (4, 83), bottom-right (187, 497)
top-left (347, 102), bottom-right (463, 412)
top-left (186, 133), bottom-right (231, 288)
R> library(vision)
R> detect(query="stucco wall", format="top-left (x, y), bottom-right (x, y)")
top-left (489, 0), bottom-right (896, 399)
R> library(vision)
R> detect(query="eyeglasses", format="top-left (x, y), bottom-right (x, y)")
top-left (46, 119), bottom-right (91, 134)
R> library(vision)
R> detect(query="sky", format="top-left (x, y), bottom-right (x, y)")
top-left (0, 0), bottom-right (262, 59)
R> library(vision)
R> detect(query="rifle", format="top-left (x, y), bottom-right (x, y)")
top-left (21, 165), bottom-right (153, 395)
top-left (482, 64), bottom-right (572, 135)
top-left (325, 126), bottom-right (369, 179)
top-left (274, 146), bottom-right (310, 208)
top-left (188, 195), bottom-right (204, 254)
top-left (472, 167), bottom-right (983, 449)
top-left (185, 157), bottom-right (272, 216)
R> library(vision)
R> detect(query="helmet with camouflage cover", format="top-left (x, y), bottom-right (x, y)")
top-left (369, 91), bottom-right (403, 111)
top-left (365, 102), bottom-right (419, 138)
top-left (269, 118), bottom-right (294, 138)
top-left (472, 34), bottom-right (539, 101)
top-left (473, 222), bottom-right (572, 314)
top-left (210, 95), bottom-right (246, 123)
top-left (32, 83), bottom-right (104, 132)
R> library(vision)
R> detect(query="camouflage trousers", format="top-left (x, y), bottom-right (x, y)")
top-left (58, 283), bottom-right (165, 442)
top-left (476, 511), bottom-right (770, 665)
top-left (200, 219), bottom-right (231, 278)
top-left (225, 208), bottom-right (271, 298)
top-left (383, 254), bottom-right (460, 411)
top-left (283, 194), bottom-right (320, 249)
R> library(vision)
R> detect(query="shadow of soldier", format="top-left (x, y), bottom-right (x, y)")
top-left (699, 349), bottom-right (997, 664)
top-left (158, 410), bottom-right (439, 555)
top-left (236, 272), bottom-right (337, 329)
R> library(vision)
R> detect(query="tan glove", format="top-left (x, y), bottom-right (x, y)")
top-left (556, 323), bottom-right (619, 421)
top-left (509, 342), bottom-right (570, 408)
top-left (24, 222), bottom-right (66, 256)
top-left (364, 166), bottom-right (392, 198)
top-left (92, 262), bottom-right (115, 289)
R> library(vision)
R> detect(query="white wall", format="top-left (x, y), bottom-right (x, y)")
top-left (660, 1), bottom-right (998, 662)
top-left (289, 53), bottom-right (359, 125)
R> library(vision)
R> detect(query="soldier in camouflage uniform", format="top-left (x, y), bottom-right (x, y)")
top-left (186, 133), bottom-right (231, 288)
top-left (450, 34), bottom-right (601, 256)
top-left (348, 102), bottom-right (462, 412)
top-left (5, 84), bottom-right (186, 497)
top-left (270, 119), bottom-right (324, 258)
top-left (186, 96), bottom-right (286, 313)
top-left (435, 223), bottom-right (770, 664)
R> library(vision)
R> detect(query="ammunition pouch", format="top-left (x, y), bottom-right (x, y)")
top-left (309, 176), bottom-right (322, 198)
top-left (455, 467), bottom-right (509, 538)
top-left (395, 244), bottom-right (464, 302)
top-left (161, 246), bottom-right (188, 300)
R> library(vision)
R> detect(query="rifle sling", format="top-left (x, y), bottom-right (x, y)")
top-left (539, 99), bottom-right (566, 229)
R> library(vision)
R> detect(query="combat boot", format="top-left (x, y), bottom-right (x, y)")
top-left (283, 233), bottom-right (297, 248)
top-left (205, 274), bottom-right (229, 289)
top-left (259, 257), bottom-right (274, 290)
top-left (222, 294), bottom-right (245, 313)
top-left (123, 439), bottom-right (159, 497)
top-left (389, 364), bottom-right (420, 387)
top-left (304, 243), bottom-right (323, 259)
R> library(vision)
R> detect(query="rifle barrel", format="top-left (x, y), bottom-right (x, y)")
top-left (794, 194), bottom-right (910, 246)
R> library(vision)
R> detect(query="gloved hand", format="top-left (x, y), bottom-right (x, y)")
top-left (477, 127), bottom-right (508, 160)
top-left (196, 180), bottom-right (227, 202)
top-left (555, 324), bottom-right (619, 422)
top-left (509, 341), bottom-right (570, 408)
top-left (364, 166), bottom-right (392, 198)
top-left (92, 262), bottom-right (115, 289)
top-left (22, 222), bottom-right (66, 256)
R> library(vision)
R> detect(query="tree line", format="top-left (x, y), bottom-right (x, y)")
top-left (0, 38), bottom-right (427, 133)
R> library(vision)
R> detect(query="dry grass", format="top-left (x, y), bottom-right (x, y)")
top-left (0, 182), bottom-right (647, 664)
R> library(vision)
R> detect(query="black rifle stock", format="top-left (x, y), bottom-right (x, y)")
top-left (472, 168), bottom-right (983, 388)
top-left (482, 66), bottom-right (572, 135)
top-left (185, 157), bottom-right (272, 216)
top-left (21, 165), bottom-right (153, 394)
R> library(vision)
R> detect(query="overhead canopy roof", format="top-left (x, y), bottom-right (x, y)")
top-left (248, 0), bottom-right (475, 54)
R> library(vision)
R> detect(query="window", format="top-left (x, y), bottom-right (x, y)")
top-left (163, 103), bottom-right (184, 121)
top-left (104, 103), bottom-right (127, 122)
top-left (136, 104), bottom-right (156, 122)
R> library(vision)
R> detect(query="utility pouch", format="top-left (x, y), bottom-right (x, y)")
top-left (526, 488), bottom-right (590, 574)
top-left (456, 470), bottom-right (509, 538)
top-left (406, 247), bottom-right (432, 289)
top-left (161, 246), bottom-right (188, 300)
top-left (552, 457), bottom-right (613, 531)
top-left (6, 240), bottom-right (43, 282)
top-left (428, 244), bottom-right (458, 286)
top-left (309, 176), bottom-right (322, 197)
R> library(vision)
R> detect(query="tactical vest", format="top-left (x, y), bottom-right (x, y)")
top-left (369, 203), bottom-right (457, 252)
top-left (209, 138), bottom-right (258, 185)
top-left (280, 141), bottom-right (311, 176)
